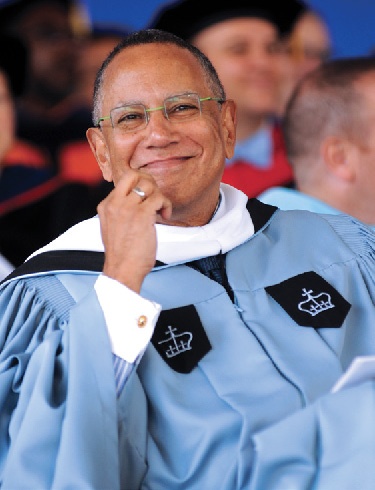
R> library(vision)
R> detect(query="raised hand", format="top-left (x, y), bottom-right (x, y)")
top-left (97, 169), bottom-right (172, 292)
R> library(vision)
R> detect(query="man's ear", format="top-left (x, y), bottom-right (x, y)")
top-left (321, 135), bottom-right (356, 182)
top-left (86, 127), bottom-right (113, 182)
top-left (222, 99), bottom-right (237, 160)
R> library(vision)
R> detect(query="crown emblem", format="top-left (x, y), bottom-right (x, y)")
top-left (298, 287), bottom-right (335, 316)
top-left (157, 325), bottom-right (193, 358)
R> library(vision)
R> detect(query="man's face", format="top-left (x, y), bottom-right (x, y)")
top-left (87, 43), bottom-right (236, 219)
top-left (192, 18), bottom-right (282, 120)
top-left (16, 3), bottom-right (77, 100)
top-left (0, 72), bottom-right (15, 161)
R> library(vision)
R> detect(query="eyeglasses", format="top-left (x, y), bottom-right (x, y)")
top-left (96, 92), bottom-right (225, 133)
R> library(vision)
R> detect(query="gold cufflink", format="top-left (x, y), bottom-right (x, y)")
top-left (137, 315), bottom-right (147, 328)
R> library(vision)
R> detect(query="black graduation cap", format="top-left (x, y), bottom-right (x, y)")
top-left (150, 0), bottom-right (307, 40)
top-left (0, 33), bottom-right (27, 96)
top-left (90, 22), bottom-right (132, 40)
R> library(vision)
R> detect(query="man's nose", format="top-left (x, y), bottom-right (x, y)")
top-left (145, 107), bottom-right (176, 138)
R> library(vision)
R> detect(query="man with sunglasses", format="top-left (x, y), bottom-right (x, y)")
top-left (1, 28), bottom-right (375, 489)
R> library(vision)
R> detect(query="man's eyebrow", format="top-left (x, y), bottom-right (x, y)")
top-left (110, 91), bottom-right (199, 108)
top-left (111, 99), bottom-right (144, 108)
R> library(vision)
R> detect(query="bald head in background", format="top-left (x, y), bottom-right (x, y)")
top-left (260, 56), bottom-right (375, 227)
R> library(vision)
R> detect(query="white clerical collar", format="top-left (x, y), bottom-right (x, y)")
top-left (155, 184), bottom-right (253, 263)
top-left (28, 184), bottom-right (254, 264)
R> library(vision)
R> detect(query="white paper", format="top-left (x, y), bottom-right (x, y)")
top-left (331, 356), bottom-right (375, 393)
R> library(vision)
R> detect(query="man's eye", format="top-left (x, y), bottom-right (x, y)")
top-left (118, 112), bottom-right (144, 123)
top-left (170, 103), bottom-right (197, 113)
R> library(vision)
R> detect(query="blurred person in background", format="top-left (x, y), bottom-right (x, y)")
top-left (0, 33), bottom-right (60, 270)
top-left (259, 56), bottom-right (375, 230)
top-left (151, 0), bottom-right (306, 197)
top-left (0, 0), bottom-right (114, 221)
top-left (0, 33), bottom-right (111, 270)
top-left (0, 0), bottom-right (90, 173)
top-left (277, 6), bottom-right (332, 116)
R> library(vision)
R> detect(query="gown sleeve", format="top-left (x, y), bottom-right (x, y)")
top-left (0, 276), bottom-right (125, 489)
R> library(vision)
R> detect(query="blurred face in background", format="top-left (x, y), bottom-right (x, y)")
top-left (0, 71), bottom-right (15, 161)
top-left (14, 2), bottom-right (78, 103)
top-left (288, 11), bottom-right (331, 81)
top-left (277, 11), bottom-right (331, 116)
top-left (192, 18), bottom-right (282, 126)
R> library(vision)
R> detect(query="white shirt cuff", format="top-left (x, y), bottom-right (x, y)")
top-left (94, 274), bottom-right (161, 363)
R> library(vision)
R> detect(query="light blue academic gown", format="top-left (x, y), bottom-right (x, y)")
top-left (1, 204), bottom-right (375, 489)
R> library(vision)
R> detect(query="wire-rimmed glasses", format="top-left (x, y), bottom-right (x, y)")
top-left (96, 92), bottom-right (225, 133)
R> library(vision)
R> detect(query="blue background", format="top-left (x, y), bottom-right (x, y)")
top-left (82, 0), bottom-right (375, 59)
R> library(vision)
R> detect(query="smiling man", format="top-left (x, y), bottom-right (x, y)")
top-left (88, 41), bottom-right (234, 229)
top-left (1, 29), bottom-right (375, 490)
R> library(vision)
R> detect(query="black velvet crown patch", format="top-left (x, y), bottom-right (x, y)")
top-left (152, 305), bottom-right (212, 373)
top-left (266, 271), bottom-right (351, 328)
